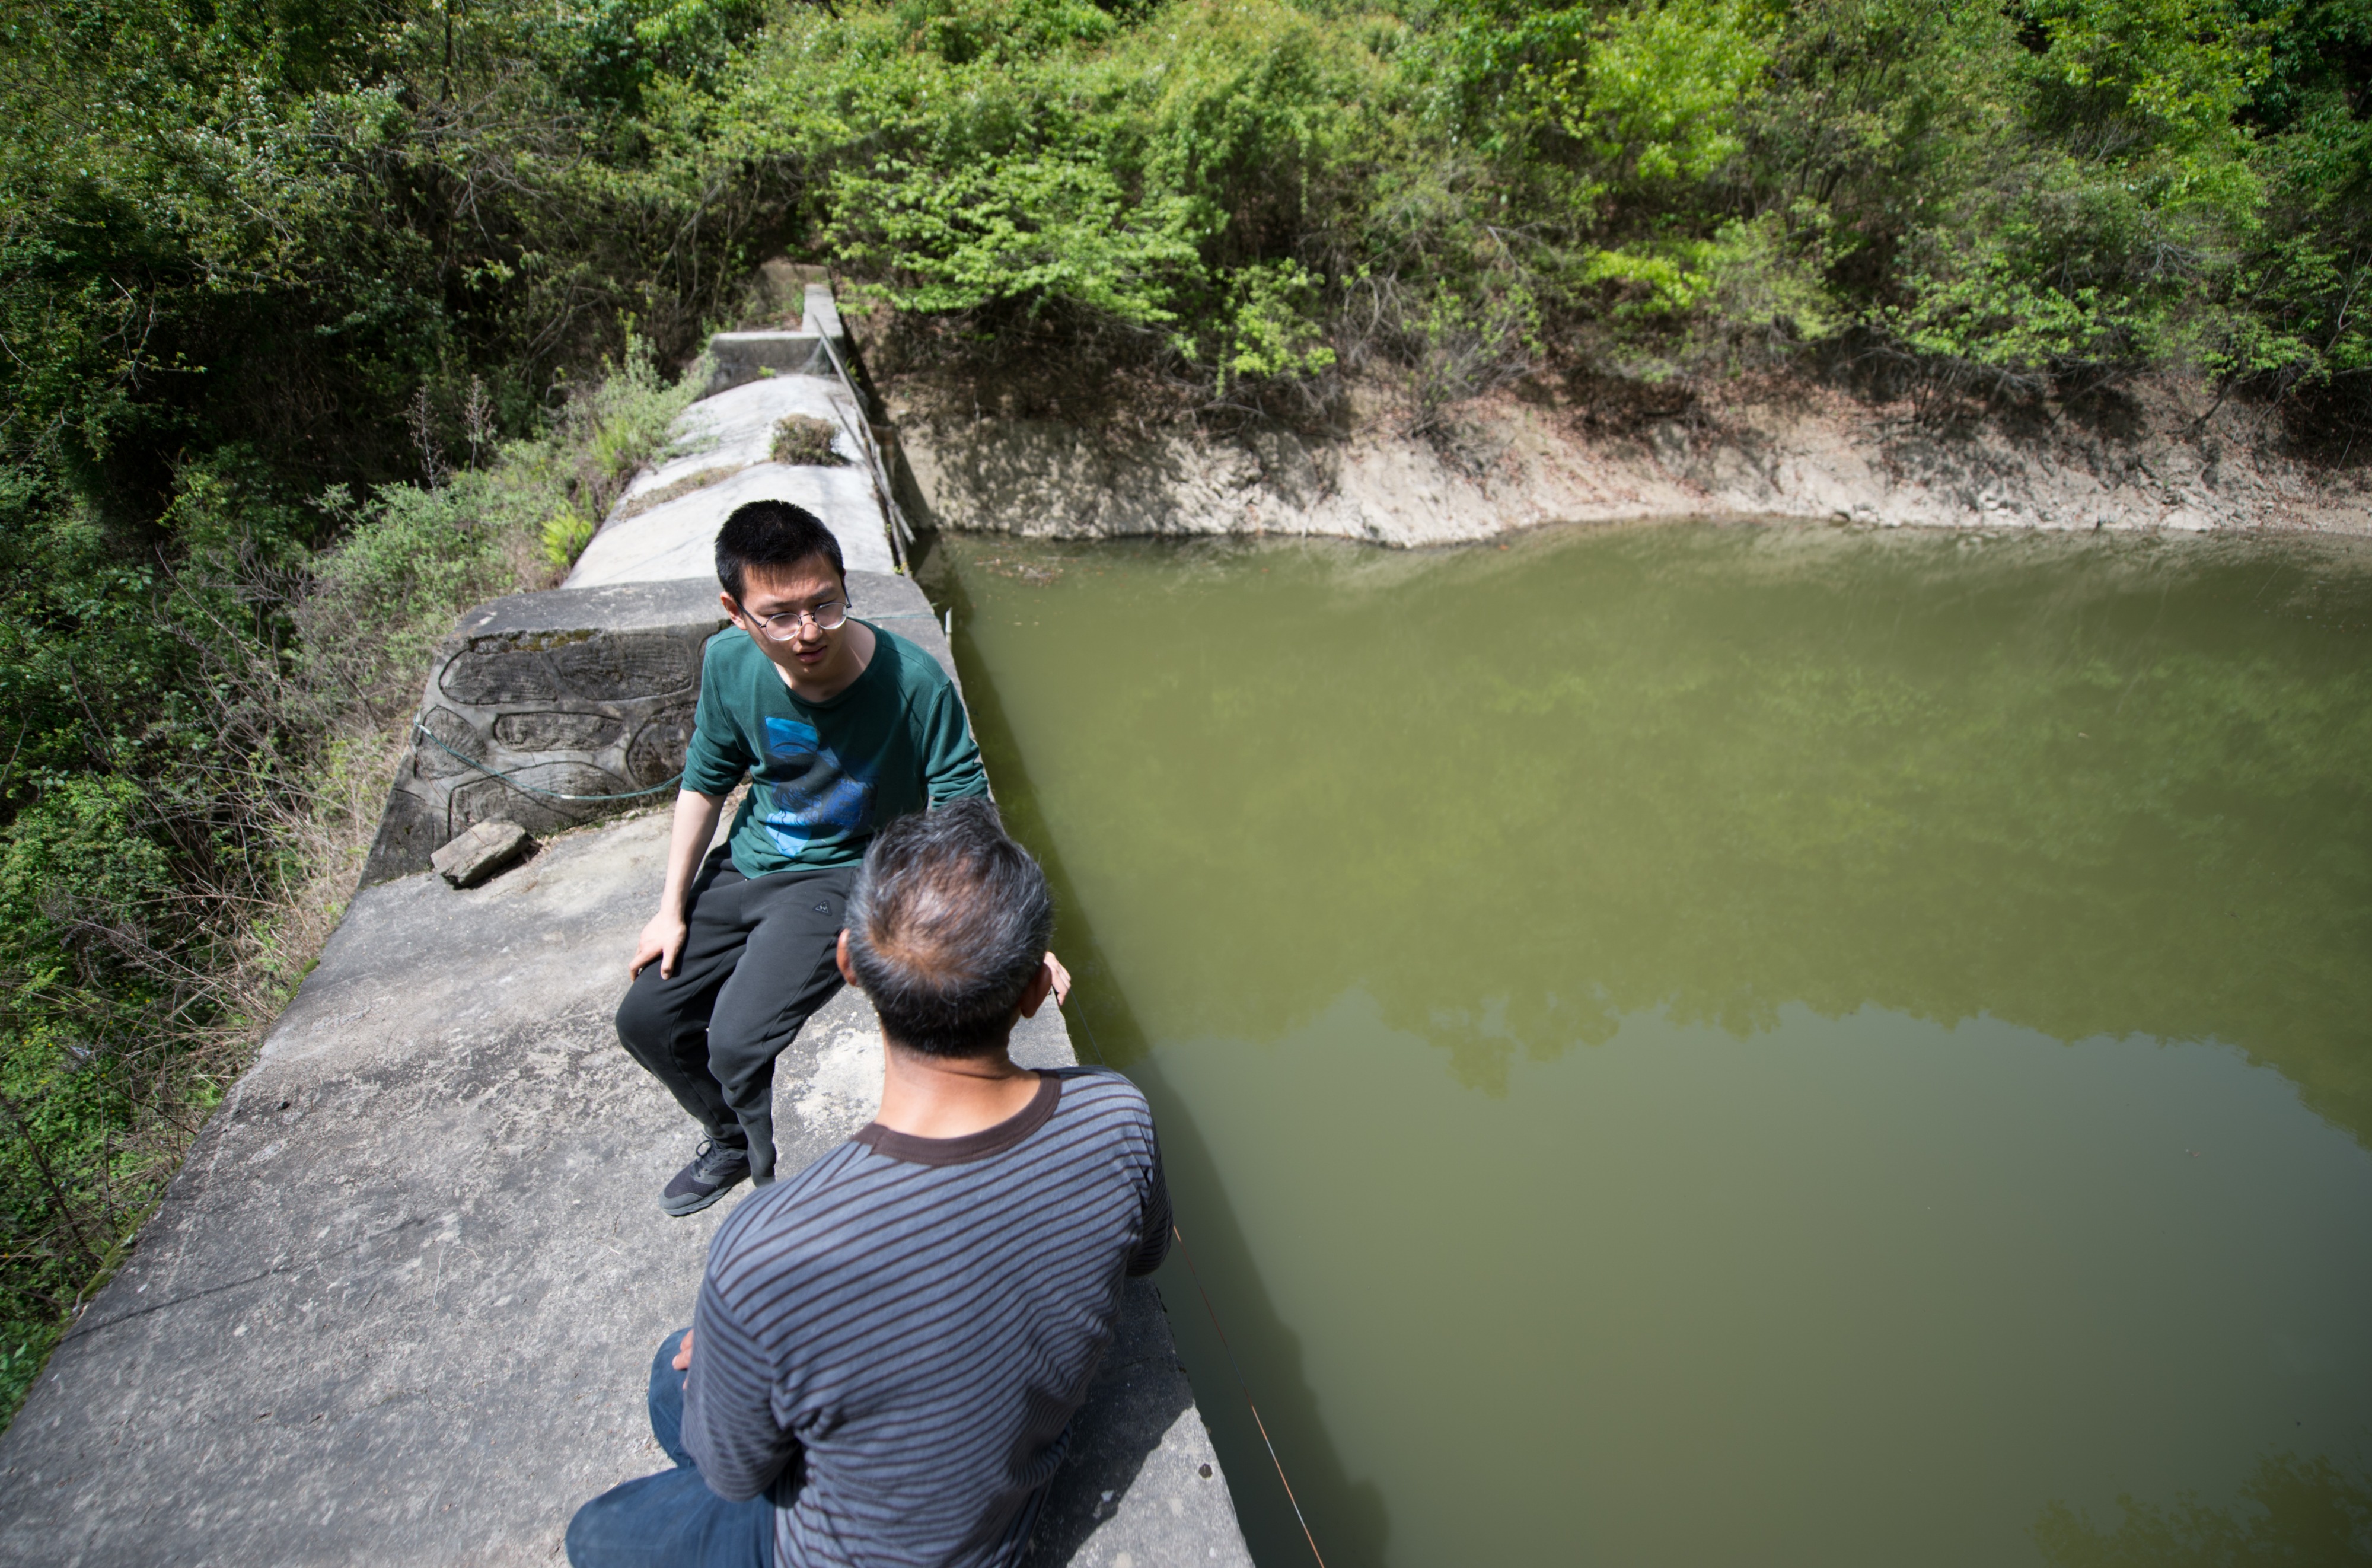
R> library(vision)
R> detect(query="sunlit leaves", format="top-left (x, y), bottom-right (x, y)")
top-left (829, 154), bottom-right (1207, 324)
top-left (1572, 0), bottom-right (1775, 188)
top-left (1213, 259), bottom-right (1337, 387)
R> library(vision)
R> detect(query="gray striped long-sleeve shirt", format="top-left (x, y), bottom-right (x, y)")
top-left (682, 1067), bottom-right (1172, 1568)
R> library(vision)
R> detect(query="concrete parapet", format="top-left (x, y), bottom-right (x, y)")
top-left (704, 284), bottom-right (853, 397)
top-left (800, 282), bottom-right (846, 343)
top-left (361, 576), bottom-right (730, 886)
top-left (707, 330), bottom-right (829, 393)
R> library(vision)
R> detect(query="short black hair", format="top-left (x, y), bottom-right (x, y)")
top-left (715, 499), bottom-right (845, 604)
top-left (844, 798), bottom-right (1054, 1058)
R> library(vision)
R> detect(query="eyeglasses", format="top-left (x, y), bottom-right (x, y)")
top-left (738, 597), bottom-right (850, 640)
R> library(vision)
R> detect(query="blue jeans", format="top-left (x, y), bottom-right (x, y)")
top-left (566, 1331), bottom-right (776, 1568)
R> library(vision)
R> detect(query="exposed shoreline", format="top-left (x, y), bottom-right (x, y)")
top-left (887, 371), bottom-right (2371, 548)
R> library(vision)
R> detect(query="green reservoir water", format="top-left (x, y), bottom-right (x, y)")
top-left (914, 522), bottom-right (2372, 1567)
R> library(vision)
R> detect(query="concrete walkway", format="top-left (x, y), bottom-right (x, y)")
top-left (0, 802), bottom-right (1244, 1565)
top-left (569, 375), bottom-right (896, 586)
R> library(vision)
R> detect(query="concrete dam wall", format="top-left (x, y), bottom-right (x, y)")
top-left (0, 285), bottom-right (1256, 1568)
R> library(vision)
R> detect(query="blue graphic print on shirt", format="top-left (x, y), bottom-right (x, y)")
top-left (760, 716), bottom-right (876, 856)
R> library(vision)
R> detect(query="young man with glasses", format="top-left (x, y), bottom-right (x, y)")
top-left (615, 499), bottom-right (1002, 1214)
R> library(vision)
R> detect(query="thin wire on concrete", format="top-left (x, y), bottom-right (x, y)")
top-left (1067, 1006), bottom-right (1331, 1568)
top-left (411, 721), bottom-right (684, 803)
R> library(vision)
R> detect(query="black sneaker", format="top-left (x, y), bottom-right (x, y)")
top-left (661, 1139), bottom-right (750, 1216)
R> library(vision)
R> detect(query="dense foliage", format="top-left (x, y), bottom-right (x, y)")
top-left (0, 0), bottom-right (2365, 1423)
top-left (708, 0), bottom-right (2371, 422)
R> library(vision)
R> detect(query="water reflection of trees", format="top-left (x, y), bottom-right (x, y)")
top-left (954, 525), bottom-right (2372, 1142)
top-left (2034, 1451), bottom-right (2372, 1567)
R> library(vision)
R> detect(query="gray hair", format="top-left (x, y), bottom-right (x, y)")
top-left (844, 798), bottom-right (1054, 1057)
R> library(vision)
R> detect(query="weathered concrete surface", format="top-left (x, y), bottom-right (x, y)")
top-left (361, 576), bottom-right (729, 887)
top-left (568, 376), bottom-right (894, 587)
top-left (0, 806), bottom-right (1251, 1567)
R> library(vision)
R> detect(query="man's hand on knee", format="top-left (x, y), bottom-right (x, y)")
top-left (633, 786), bottom-right (725, 980)
top-left (632, 910), bottom-right (690, 979)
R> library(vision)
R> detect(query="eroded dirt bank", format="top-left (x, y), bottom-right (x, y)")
top-left (886, 372), bottom-right (2371, 546)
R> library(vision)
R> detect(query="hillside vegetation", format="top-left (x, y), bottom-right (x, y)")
top-left (2, 0), bottom-right (2367, 1422)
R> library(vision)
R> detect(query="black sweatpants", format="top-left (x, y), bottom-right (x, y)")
top-left (614, 847), bottom-right (857, 1182)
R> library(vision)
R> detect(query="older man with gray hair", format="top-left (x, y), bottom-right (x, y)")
top-left (567, 797), bottom-right (1172, 1568)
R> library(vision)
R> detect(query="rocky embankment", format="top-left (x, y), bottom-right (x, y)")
top-left (887, 372), bottom-right (2370, 546)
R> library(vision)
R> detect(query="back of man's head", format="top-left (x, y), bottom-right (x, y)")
top-left (715, 499), bottom-right (844, 603)
top-left (845, 799), bottom-right (1054, 1057)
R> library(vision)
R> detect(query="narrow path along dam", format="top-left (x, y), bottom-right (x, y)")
top-left (0, 286), bottom-right (1255, 1568)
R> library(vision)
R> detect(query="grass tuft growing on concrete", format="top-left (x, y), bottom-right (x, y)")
top-left (618, 466), bottom-right (748, 521)
top-left (771, 415), bottom-right (848, 467)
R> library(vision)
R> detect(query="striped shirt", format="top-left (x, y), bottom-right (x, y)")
top-left (681, 1067), bottom-right (1172, 1568)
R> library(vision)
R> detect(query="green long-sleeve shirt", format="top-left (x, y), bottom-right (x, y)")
top-left (681, 623), bottom-right (990, 878)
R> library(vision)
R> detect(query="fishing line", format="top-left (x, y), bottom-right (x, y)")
top-left (1067, 1005), bottom-right (1331, 1568)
